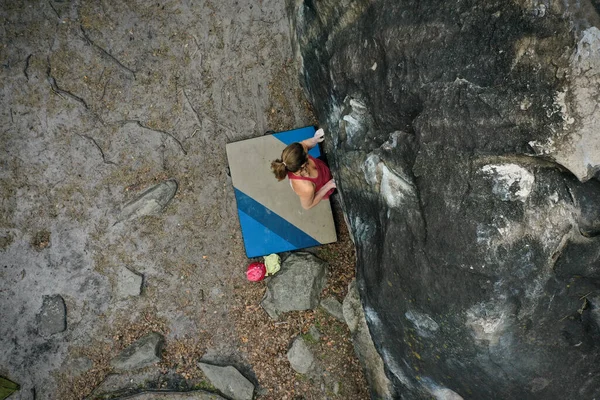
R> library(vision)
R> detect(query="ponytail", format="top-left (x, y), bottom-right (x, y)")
top-left (271, 159), bottom-right (287, 181)
top-left (271, 142), bottom-right (306, 181)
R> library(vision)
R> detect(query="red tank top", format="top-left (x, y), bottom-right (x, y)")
top-left (288, 155), bottom-right (334, 199)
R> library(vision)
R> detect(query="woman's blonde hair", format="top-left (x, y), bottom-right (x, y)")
top-left (271, 142), bottom-right (307, 181)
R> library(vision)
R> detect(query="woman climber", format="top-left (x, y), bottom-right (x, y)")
top-left (271, 128), bottom-right (336, 210)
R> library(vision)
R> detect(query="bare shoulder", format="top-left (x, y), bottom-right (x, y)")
top-left (290, 178), bottom-right (315, 195)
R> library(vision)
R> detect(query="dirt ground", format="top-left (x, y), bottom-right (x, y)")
top-left (0, 1), bottom-right (367, 399)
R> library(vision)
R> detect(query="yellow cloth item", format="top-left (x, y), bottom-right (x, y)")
top-left (264, 253), bottom-right (281, 276)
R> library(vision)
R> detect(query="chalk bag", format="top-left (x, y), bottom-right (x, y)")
top-left (246, 262), bottom-right (266, 282)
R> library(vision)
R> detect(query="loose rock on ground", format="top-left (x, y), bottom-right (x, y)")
top-left (37, 295), bottom-right (67, 337)
top-left (261, 252), bottom-right (328, 320)
top-left (286, 336), bottom-right (316, 375)
top-left (197, 363), bottom-right (254, 400)
top-left (320, 296), bottom-right (345, 322)
top-left (117, 180), bottom-right (178, 223)
top-left (110, 332), bottom-right (165, 372)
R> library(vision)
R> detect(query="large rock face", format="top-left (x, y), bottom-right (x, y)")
top-left (287, 0), bottom-right (600, 398)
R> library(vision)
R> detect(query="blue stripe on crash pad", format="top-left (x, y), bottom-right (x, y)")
top-left (234, 188), bottom-right (320, 251)
top-left (238, 209), bottom-right (297, 257)
top-left (273, 126), bottom-right (321, 158)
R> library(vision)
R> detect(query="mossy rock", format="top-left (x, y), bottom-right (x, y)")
top-left (0, 376), bottom-right (20, 400)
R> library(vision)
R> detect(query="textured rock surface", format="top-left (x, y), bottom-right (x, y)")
top-left (529, 27), bottom-right (600, 181)
top-left (288, 0), bottom-right (600, 398)
top-left (286, 337), bottom-right (315, 374)
top-left (261, 252), bottom-right (328, 319)
top-left (197, 363), bottom-right (254, 400)
top-left (37, 295), bottom-right (67, 337)
top-left (343, 280), bottom-right (392, 400)
top-left (110, 332), bottom-right (164, 372)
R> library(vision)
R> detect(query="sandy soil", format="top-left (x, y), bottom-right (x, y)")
top-left (0, 1), bottom-right (366, 399)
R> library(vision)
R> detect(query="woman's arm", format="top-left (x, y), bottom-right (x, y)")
top-left (292, 179), bottom-right (336, 210)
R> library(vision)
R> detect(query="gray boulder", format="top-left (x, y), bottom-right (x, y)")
top-left (343, 280), bottom-right (393, 400)
top-left (110, 332), bottom-right (164, 371)
top-left (37, 295), bottom-right (67, 337)
top-left (115, 266), bottom-right (144, 299)
top-left (117, 180), bottom-right (178, 222)
top-left (288, 0), bottom-right (600, 398)
top-left (197, 363), bottom-right (254, 400)
top-left (286, 336), bottom-right (315, 375)
top-left (320, 296), bottom-right (345, 322)
top-left (261, 252), bottom-right (328, 319)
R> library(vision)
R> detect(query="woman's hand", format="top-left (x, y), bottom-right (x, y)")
top-left (314, 128), bottom-right (325, 143)
top-left (301, 128), bottom-right (326, 149)
top-left (325, 179), bottom-right (336, 190)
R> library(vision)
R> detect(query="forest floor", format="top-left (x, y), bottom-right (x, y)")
top-left (0, 1), bottom-right (368, 399)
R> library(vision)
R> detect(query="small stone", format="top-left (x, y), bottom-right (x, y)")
top-left (37, 295), bottom-right (67, 337)
top-left (116, 266), bottom-right (143, 299)
top-left (320, 296), bottom-right (345, 322)
top-left (197, 363), bottom-right (254, 400)
top-left (308, 325), bottom-right (321, 341)
top-left (117, 180), bottom-right (178, 222)
top-left (110, 332), bottom-right (164, 372)
top-left (287, 337), bottom-right (315, 374)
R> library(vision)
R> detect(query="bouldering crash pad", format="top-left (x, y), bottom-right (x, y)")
top-left (226, 126), bottom-right (337, 257)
